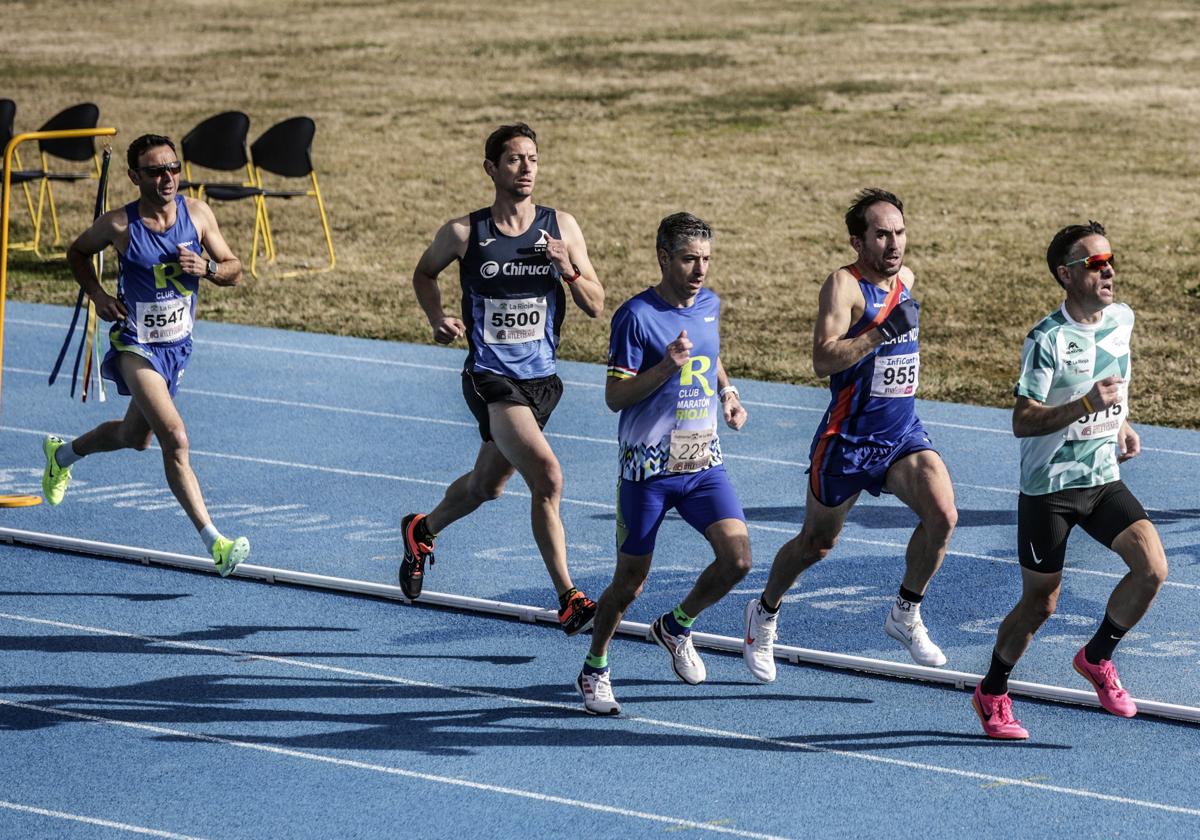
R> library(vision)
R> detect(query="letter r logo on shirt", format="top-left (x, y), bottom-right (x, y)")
top-left (679, 355), bottom-right (715, 396)
top-left (153, 261), bottom-right (192, 296)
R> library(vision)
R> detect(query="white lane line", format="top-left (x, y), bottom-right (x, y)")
top-left (0, 373), bottom-right (1104, 491)
top-left (0, 368), bottom-right (799, 470)
top-left (0, 799), bottom-right (205, 839)
top-left (6, 327), bottom-right (1197, 456)
top-left (0, 703), bottom-right (788, 840)
top-left (1, 612), bottom-right (1198, 819)
top-left (2, 423), bottom-right (1197, 589)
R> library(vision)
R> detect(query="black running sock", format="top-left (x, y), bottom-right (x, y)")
top-left (558, 587), bottom-right (579, 610)
top-left (980, 649), bottom-right (1015, 696)
top-left (758, 593), bottom-right (780, 614)
top-left (898, 585), bottom-right (924, 605)
top-left (1084, 613), bottom-right (1129, 664)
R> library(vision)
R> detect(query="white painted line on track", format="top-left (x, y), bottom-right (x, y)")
top-left (2, 534), bottom-right (1200, 725)
top-left (1, 612), bottom-right (1198, 819)
top-left (5, 324), bottom-right (1197, 455)
top-left (0, 691), bottom-right (787, 840)
top-left (0, 799), bottom-right (205, 839)
top-left (2, 423), bottom-right (1197, 590)
top-left (0, 372), bottom-right (1144, 496)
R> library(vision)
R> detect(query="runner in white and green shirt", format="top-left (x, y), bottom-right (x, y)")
top-left (972, 221), bottom-right (1169, 740)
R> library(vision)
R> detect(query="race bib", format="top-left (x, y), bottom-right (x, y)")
top-left (870, 353), bottom-right (919, 398)
top-left (1067, 397), bottom-right (1126, 441)
top-left (667, 428), bottom-right (713, 473)
top-left (135, 298), bottom-right (192, 344)
top-left (482, 296), bottom-right (547, 345)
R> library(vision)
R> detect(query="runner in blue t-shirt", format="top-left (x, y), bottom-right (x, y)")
top-left (577, 212), bottom-right (750, 716)
top-left (743, 189), bottom-right (959, 683)
top-left (40, 134), bottom-right (249, 575)
top-left (402, 123), bottom-right (605, 634)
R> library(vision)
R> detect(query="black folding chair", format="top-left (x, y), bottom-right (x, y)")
top-left (214, 116), bottom-right (335, 276)
top-left (32, 102), bottom-right (102, 251)
top-left (0, 99), bottom-right (48, 246)
top-left (179, 111), bottom-right (255, 198)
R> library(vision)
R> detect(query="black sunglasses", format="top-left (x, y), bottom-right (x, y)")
top-left (137, 161), bottom-right (182, 177)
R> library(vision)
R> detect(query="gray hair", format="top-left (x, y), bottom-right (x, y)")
top-left (656, 212), bottom-right (713, 256)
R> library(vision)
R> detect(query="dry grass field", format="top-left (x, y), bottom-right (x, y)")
top-left (3, 0), bottom-right (1199, 426)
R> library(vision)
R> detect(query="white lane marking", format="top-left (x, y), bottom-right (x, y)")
top-left (1, 612), bottom-right (1198, 819)
top-left (2, 704), bottom-right (790, 840)
top-left (0, 799), bottom-right (205, 839)
top-left (1, 424), bottom-right (1197, 589)
top-left (5, 327), bottom-right (1196, 456)
top-left (0, 372), bottom-right (1098, 490)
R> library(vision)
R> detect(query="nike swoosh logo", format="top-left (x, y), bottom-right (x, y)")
top-left (479, 238), bottom-right (496, 247)
top-left (1029, 543), bottom-right (1042, 565)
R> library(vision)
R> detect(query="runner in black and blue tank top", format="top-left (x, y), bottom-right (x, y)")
top-left (403, 123), bottom-right (606, 638)
top-left (743, 189), bottom-right (959, 680)
top-left (40, 134), bottom-right (251, 577)
top-left (459, 204), bottom-right (566, 381)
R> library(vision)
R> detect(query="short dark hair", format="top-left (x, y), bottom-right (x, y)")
top-left (1046, 220), bottom-right (1107, 284)
top-left (127, 134), bottom-right (176, 170)
top-left (845, 188), bottom-right (903, 238)
top-left (485, 123), bottom-right (537, 165)
top-left (656, 212), bottom-right (713, 256)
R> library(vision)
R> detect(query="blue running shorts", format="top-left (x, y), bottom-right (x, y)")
top-left (616, 464), bottom-right (745, 556)
top-left (807, 419), bottom-right (935, 507)
top-left (101, 336), bottom-right (192, 397)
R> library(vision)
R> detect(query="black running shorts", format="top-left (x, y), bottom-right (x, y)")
top-left (462, 370), bottom-right (564, 442)
top-left (1016, 480), bottom-right (1149, 573)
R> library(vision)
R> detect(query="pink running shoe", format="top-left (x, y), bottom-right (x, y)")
top-left (1073, 648), bottom-right (1137, 718)
top-left (971, 684), bottom-right (1029, 740)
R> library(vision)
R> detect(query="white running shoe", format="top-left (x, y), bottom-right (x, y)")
top-left (743, 599), bottom-right (779, 683)
top-left (650, 614), bottom-right (706, 685)
top-left (884, 603), bottom-right (947, 667)
top-left (577, 669), bottom-right (621, 716)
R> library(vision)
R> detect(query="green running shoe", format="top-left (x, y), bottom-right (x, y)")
top-left (212, 536), bottom-right (250, 577)
top-left (42, 436), bottom-right (72, 506)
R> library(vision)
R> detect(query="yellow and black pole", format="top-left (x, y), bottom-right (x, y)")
top-left (1, 127), bottom-right (116, 507)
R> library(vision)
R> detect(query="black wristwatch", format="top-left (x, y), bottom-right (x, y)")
top-left (205, 259), bottom-right (219, 279)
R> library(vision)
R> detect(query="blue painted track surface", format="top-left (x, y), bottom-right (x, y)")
top-left (2, 302), bottom-right (1198, 839)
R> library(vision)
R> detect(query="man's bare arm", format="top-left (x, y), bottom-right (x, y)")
top-left (65, 210), bottom-right (127, 321)
top-left (184, 198), bottom-right (242, 286)
top-left (412, 217), bottom-right (470, 344)
top-left (553, 210), bottom-right (603, 318)
top-left (811, 270), bottom-right (882, 378)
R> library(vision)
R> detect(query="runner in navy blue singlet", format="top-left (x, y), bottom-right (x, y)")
top-left (402, 123), bottom-right (605, 635)
top-left (743, 189), bottom-right (959, 683)
top-left (40, 134), bottom-right (250, 576)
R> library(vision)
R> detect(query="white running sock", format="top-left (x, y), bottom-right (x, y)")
top-left (199, 523), bottom-right (222, 552)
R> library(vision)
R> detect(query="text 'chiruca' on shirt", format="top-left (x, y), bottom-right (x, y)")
top-left (458, 205), bottom-right (566, 380)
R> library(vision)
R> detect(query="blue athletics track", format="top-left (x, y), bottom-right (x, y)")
top-left (0, 300), bottom-right (1198, 840)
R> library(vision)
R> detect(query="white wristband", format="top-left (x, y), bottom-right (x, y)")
top-left (719, 385), bottom-right (739, 402)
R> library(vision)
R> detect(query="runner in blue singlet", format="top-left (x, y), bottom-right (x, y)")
top-left (401, 123), bottom-right (605, 635)
top-left (40, 134), bottom-right (250, 575)
top-left (743, 189), bottom-right (960, 682)
top-left (576, 213), bottom-right (750, 716)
